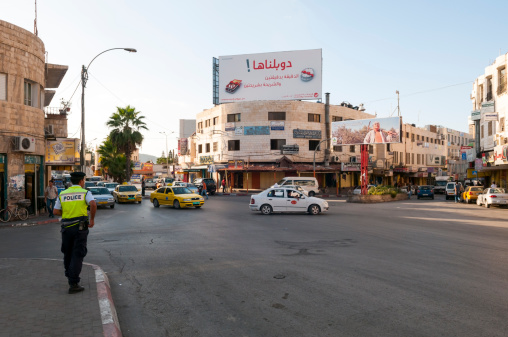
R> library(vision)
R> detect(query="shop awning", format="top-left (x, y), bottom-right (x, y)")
top-left (478, 164), bottom-right (508, 172)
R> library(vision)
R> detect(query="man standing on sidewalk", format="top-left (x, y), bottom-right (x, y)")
top-left (53, 172), bottom-right (97, 294)
top-left (44, 179), bottom-right (58, 218)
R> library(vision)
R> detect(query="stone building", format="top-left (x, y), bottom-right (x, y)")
top-left (471, 52), bottom-right (508, 188)
top-left (0, 20), bottom-right (67, 213)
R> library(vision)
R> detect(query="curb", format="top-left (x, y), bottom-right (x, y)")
top-left (1, 217), bottom-right (60, 228)
top-left (88, 263), bottom-right (122, 337)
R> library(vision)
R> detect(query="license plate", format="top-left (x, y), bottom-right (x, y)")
top-left (99, 201), bottom-right (108, 204)
top-left (422, 194), bottom-right (428, 196)
top-left (193, 202), bottom-right (200, 205)
top-left (128, 198), bottom-right (135, 200)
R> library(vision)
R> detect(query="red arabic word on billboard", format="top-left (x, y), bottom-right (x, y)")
top-left (332, 117), bottom-right (401, 146)
top-left (218, 49), bottom-right (322, 103)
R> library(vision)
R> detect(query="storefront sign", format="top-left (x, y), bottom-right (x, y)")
top-left (393, 167), bottom-right (408, 173)
top-left (484, 112), bottom-right (498, 121)
top-left (244, 126), bottom-right (270, 135)
top-left (282, 144), bottom-right (299, 154)
top-left (480, 101), bottom-right (495, 113)
top-left (270, 121), bottom-right (285, 130)
top-left (45, 138), bottom-right (78, 165)
top-left (225, 123), bottom-right (235, 131)
top-left (341, 162), bottom-right (360, 171)
top-left (235, 126), bottom-right (244, 135)
top-left (200, 155), bottom-right (214, 164)
top-left (293, 129), bottom-right (321, 139)
top-left (179, 138), bottom-right (188, 155)
top-left (24, 155), bottom-right (41, 165)
top-left (494, 145), bottom-right (508, 165)
top-left (471, 110), bottom-right (481, 121)
top-left (227, 160), bottom-right (244, 169)
top-left (0, 154), bottom-right (5, 164)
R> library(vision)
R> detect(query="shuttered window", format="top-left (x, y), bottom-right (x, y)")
top-left (0, 73), bottom-right (6, 101)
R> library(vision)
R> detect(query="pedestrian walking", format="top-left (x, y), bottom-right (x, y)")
top-left (454, 182), bottom-right (461, 203)
top-left (221, 178), bottom-right (226, 193)
top-left (44, 179), bottom-right (58, 218)
top-left (202, 181), bottom-right (209, 200)
top-left (53, 172), bottom-right (97, 294)
top-left (408, 184), bottom-right (412, 199)
top-left (141, 177), bottom-right (146, 196)
top-left (491, 181), bottom-right (497, 188)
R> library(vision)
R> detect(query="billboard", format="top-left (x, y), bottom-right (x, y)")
top-left (45, 138), bottom-right (79, 165)
top-left (332, 117), bottom-right (401, 146)
top-left (218, 49), bottom-right (322, 103)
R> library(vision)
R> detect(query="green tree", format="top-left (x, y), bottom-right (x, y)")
top-left (106, 105), bottom-right (148, 179)
top-left (97, 138), bottom-right (128, 183)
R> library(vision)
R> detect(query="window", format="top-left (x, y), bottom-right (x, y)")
top-left (487, 77), bottom-right (493, 100)
top-left (488, 121), bottom-right (493, 136)
top-left (213, 142), bottom-right (218, 152)
top-left (227, 113), bottom-right (241, 122)
top-left (394, 151), bottom-right (398, 164)
top-left (368, 145), bottom-right (373, 154)
top-left (197, 122), bottom-right (203, 130)
top-left (332, 116), bottom-right (343, 122)
top-left (498, 67), bottom-right (506, 95)
top-left (406, 152), bottom-right (410, 164)
top-left (213, 117), bottom-right (218, 125)
top-left (411, 134), bottom-right (415, 142)
top-left (205, 119), bottom-right (211, 128)
top-left (0, 73), bottom-right (6, 101)
top-left (406, 132), bottom-right (409, 138)
top-left (309, 140), bottom-right (320, 151)
top-left (417, 135), bottom-right (420, 141)
top-left (481, 125), bottom-right (484, 138)
top-left (478, 84), bottom-right (484, 103)
top-left (228, 140), bottom-right (240, 151)
top-left (417, 154), bottom-right (421, 165)
top-left (431, 138), bottom-right (433, 144)
top-left (500, 117), bottom-right (505, 132)
top-left (426, 137), bottom-right (429, 142)
top-left (386, 144), bottom-right (391, 152)
top-left (349, 145), bottom-right (355, 153)
top-left (270, 139), bottom-right (286, 150)
top-left (308, 113), bottom-right (321, 122)
top-left (198, 144), bottom-right (203, 153)
top-left (24, 81), bottom-right (32, 106)
top-left (268, 111), bottom-right (286, 120)
top-left (411, 153), bottom-right (414, 164)
top-left (205, 143), bottom-right (210, 153)
top-left (334, 145), bottom-right (343, 152)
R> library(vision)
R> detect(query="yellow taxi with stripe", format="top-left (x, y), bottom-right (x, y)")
top-left (150, 186), bottom-right (204, 209)
top-left (462, 186), bottom-right (484, 204)
top-left (112, 184), bottom-right (142, 204)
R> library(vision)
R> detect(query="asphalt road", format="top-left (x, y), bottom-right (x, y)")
top-left (1, 195), bottom-right (508, 337)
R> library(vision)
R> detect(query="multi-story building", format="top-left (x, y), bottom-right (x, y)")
top-left (0, 20), bottom-right (67, 212)
top-left (471, 52), bottom-right (508, 188)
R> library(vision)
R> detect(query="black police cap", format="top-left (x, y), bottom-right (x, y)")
top-left (70, 172), bottom-right (86, 178)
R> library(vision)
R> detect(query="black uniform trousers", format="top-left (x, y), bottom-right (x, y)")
top-left (61, 224), bottom-right (88, 284)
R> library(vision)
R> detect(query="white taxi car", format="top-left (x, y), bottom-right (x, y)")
top-left (249, 188), bottom-right (328, 215)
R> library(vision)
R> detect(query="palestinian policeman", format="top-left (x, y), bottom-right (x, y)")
top-left (53, 172), bottom-right (97, 294)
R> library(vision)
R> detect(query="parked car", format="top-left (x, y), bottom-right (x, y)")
top-left (86, 187), bottom-right (115, 208)
top-left (249, 188), bottom-right (328, 215)
top-left (462, 186), bottom-right (484, 204)
top-left (173, 182), bottom-right (199, 194)
top-left (150, 186), bottom-right (204, 209)
top-left (104, 182), bottom-right (119, 194)
top-left (476, 188), bottom-right (508, 208)
top-left (445, 182), bottom-right (456, 200)
top-left (353, 185), bottom-right (375, 195)
top-left (84, 181), bottom-right (96, 189)
top-left (144, 179), bottom-right (157, 189)
top-left (193, 178), bottom-right (217, 195)
top-left (416, 185), bottom-right (434, 199)
top-left (112, 185), bottom-right (142, 204)
top-left (272, 177), bottom-right (319, 196)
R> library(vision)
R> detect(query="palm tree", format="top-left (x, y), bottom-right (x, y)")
top-left (97, 138), bottom-right (128, 183)
top-left (106, 105), bottom-right (148, 179)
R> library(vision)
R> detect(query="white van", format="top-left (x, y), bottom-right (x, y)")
top-left (273, 177), bottom-right (319, 196)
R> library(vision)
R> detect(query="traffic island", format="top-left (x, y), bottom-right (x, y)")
top-left (347, 193), bottom-right (409, 203)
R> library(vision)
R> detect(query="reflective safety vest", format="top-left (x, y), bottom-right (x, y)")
top-left (59, 186), bottom-right (89, 219)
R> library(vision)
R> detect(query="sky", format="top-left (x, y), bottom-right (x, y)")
top-left (2, 0), bottom-right (508, 157)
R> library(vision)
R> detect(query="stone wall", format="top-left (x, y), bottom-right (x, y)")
top-left (347, 193), bottom-right (409, 203)
top-left (44, 113), bottom-right (68, 138)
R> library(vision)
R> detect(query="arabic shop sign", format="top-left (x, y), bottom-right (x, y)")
top-left (218, 49), bottom-right (322, 103)
top-left (225, 122), bottom-right (235, 131)
top-left (227, 160), bottom-right (244, 169)
top-left (24, 155), bottom-right (42, 164)
top-left (244, 126), bottom-right (270, 135)
top-left (341, 162), bottom-right (360, 171)
top-left (200, 156), bottom-right (213, 164)
top-left (480, 101), bottom-right (495, 113)
top-left (270, 121), bottom-right (285, 131)
top-left (293, 129), bottom-right (322, 139)
top-left (282, 145), bottom-right (299, 154)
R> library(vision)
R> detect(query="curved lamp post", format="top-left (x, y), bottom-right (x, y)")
top-left (80, 48), bottom-right (137, 173)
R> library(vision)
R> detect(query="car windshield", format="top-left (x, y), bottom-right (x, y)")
top-left (89, 188), bottom-right (110, 195)
top-left (490, 188), bottom-right (505, 193)
top-left (470, 187), bottom-right (483, 191)
top-left (105, 183), bottom-right (118, 188)
top-left (435, 181), bottom-right (448, 186)
top-left (420, 186), bottom-right (432, 190)
top-left (119, 186), bottom-right (138, 192)
top-left (172, 187), bottom-right (192, 195)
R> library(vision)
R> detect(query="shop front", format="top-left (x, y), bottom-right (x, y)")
top-left (0, 154), bottom-right (6, 210)
top-left (24, 155), bottom-right (44, 214)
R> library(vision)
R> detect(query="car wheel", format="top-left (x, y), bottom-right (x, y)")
top-left (308, 204), bottom-right (320, 215)
top-left (110, 204), bottom-right (115, 209)
top-left (138, 201), bottom-right (142, 204)
top-left (153, 199), bottom-right (160, 208)
top-left (308, 191), bottom-right (315, 197)
top-left (174, 200), bottom-right (180, 209)
top-left (260, 204), bottom-right (272, 215)
top-left (485, 202), bottom-right (490, 208)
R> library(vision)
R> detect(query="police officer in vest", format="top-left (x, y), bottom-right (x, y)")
top-left (53, 172), bottom-right (97, 294)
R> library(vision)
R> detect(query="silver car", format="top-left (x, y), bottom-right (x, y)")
top-left (87, 187), bottom-right (115, 208)
top-left (104, 183), bottom-right (119, 194)
top-left (476, 188), bottom-right (508, 208)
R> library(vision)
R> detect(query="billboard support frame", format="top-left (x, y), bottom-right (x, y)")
top-left (361, 144), bottom-right (368, 195)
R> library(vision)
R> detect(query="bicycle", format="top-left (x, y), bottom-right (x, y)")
top-left (0, 200), bottom-right (30, 222)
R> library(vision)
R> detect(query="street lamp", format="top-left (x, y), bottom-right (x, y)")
top-left (81, 48), bottom-right (137, 173)
top-left (159, 131), bottom-right (175, 177)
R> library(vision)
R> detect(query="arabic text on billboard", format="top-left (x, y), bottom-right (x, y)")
top-left (45, 138), bottom-right (78, 165)
top-left (218, 49), bottom-right (322, 103)
top-left (293, 129), bottom-right (321, 139)
top-left (332, 117), bottom-right (401, 146)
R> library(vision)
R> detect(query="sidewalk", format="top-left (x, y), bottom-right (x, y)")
top-left (0, 258), bottom-right (121, 337)
top-left (0, 213), bottom-right (60, 228)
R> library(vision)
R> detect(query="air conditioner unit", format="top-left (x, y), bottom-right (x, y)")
top-left (13, 136), bottom-right (35, 152)
top-left (44, 125), bottom-right (54, 135)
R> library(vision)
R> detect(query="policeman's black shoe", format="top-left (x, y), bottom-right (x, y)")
top-left (68, 283), bottom-right (85, 294)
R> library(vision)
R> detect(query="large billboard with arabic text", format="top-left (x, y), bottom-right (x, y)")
top-left (218, 49), bottom-right (322, 103)
top-left (331, 117), bottom-right (402, 146)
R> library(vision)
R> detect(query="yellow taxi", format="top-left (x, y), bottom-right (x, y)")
top-left (462, 186), bottom-right (484, 204)
top-left (150, 186), bottom-right (204, 209)
top-left (112, 184), bottom-right (142, 204)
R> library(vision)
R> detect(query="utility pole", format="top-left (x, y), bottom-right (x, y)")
top-left (396, 90), bottom-right (400, 116)
top-left (324, 93), bottom-right (331, 167)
